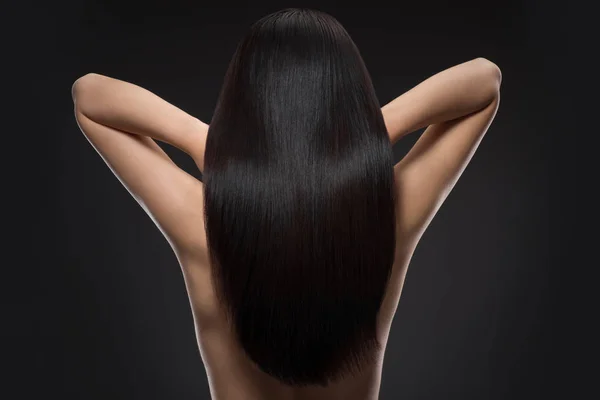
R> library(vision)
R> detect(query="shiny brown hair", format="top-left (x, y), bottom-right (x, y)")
top-left (203, 8), bottom-right (397, 387)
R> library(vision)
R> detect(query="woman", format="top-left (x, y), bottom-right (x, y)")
top-left (72, 8), bottom-right (501, 400)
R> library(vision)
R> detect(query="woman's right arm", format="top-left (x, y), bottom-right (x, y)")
top-left (382, 57), bottom-right (502, 245)
top-left (382, 57), bottom-right (501, 146)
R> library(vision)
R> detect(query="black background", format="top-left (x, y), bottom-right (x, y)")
top-left (6, 1), bottom-right (574, 399)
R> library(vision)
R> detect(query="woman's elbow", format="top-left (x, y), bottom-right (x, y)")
top-left (72, 73), bottom-right (107, 120)
top-left (476, 57), bottom-right (502, 94)
top-left (71, 73), bottom-right (103, 104)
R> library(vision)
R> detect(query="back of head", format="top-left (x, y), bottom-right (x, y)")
top-left (203, 8), bottom-right (397, 387)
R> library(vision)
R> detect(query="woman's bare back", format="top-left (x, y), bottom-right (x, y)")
top-left (179, 233), bottom-right (416, 400)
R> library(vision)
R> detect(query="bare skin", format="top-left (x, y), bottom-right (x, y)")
top-left (72, 57), bottom-right (501, 400)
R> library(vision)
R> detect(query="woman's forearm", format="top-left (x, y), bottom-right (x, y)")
top-left (71, 73), bottom-right (207, 158)
top-left (382, 57), bottom-right (502, 146)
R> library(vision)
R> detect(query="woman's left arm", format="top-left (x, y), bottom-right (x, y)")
top-left (73, 73), bottom-right (208, 171)
top-left (72, 73), bottom-right (210, 258)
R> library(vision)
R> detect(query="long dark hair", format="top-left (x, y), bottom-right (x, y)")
top-left (203, 8), bottom-right (397, 387)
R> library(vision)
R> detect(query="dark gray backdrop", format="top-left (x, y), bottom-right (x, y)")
top-left (8, 1), bottom-right (563, 399)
